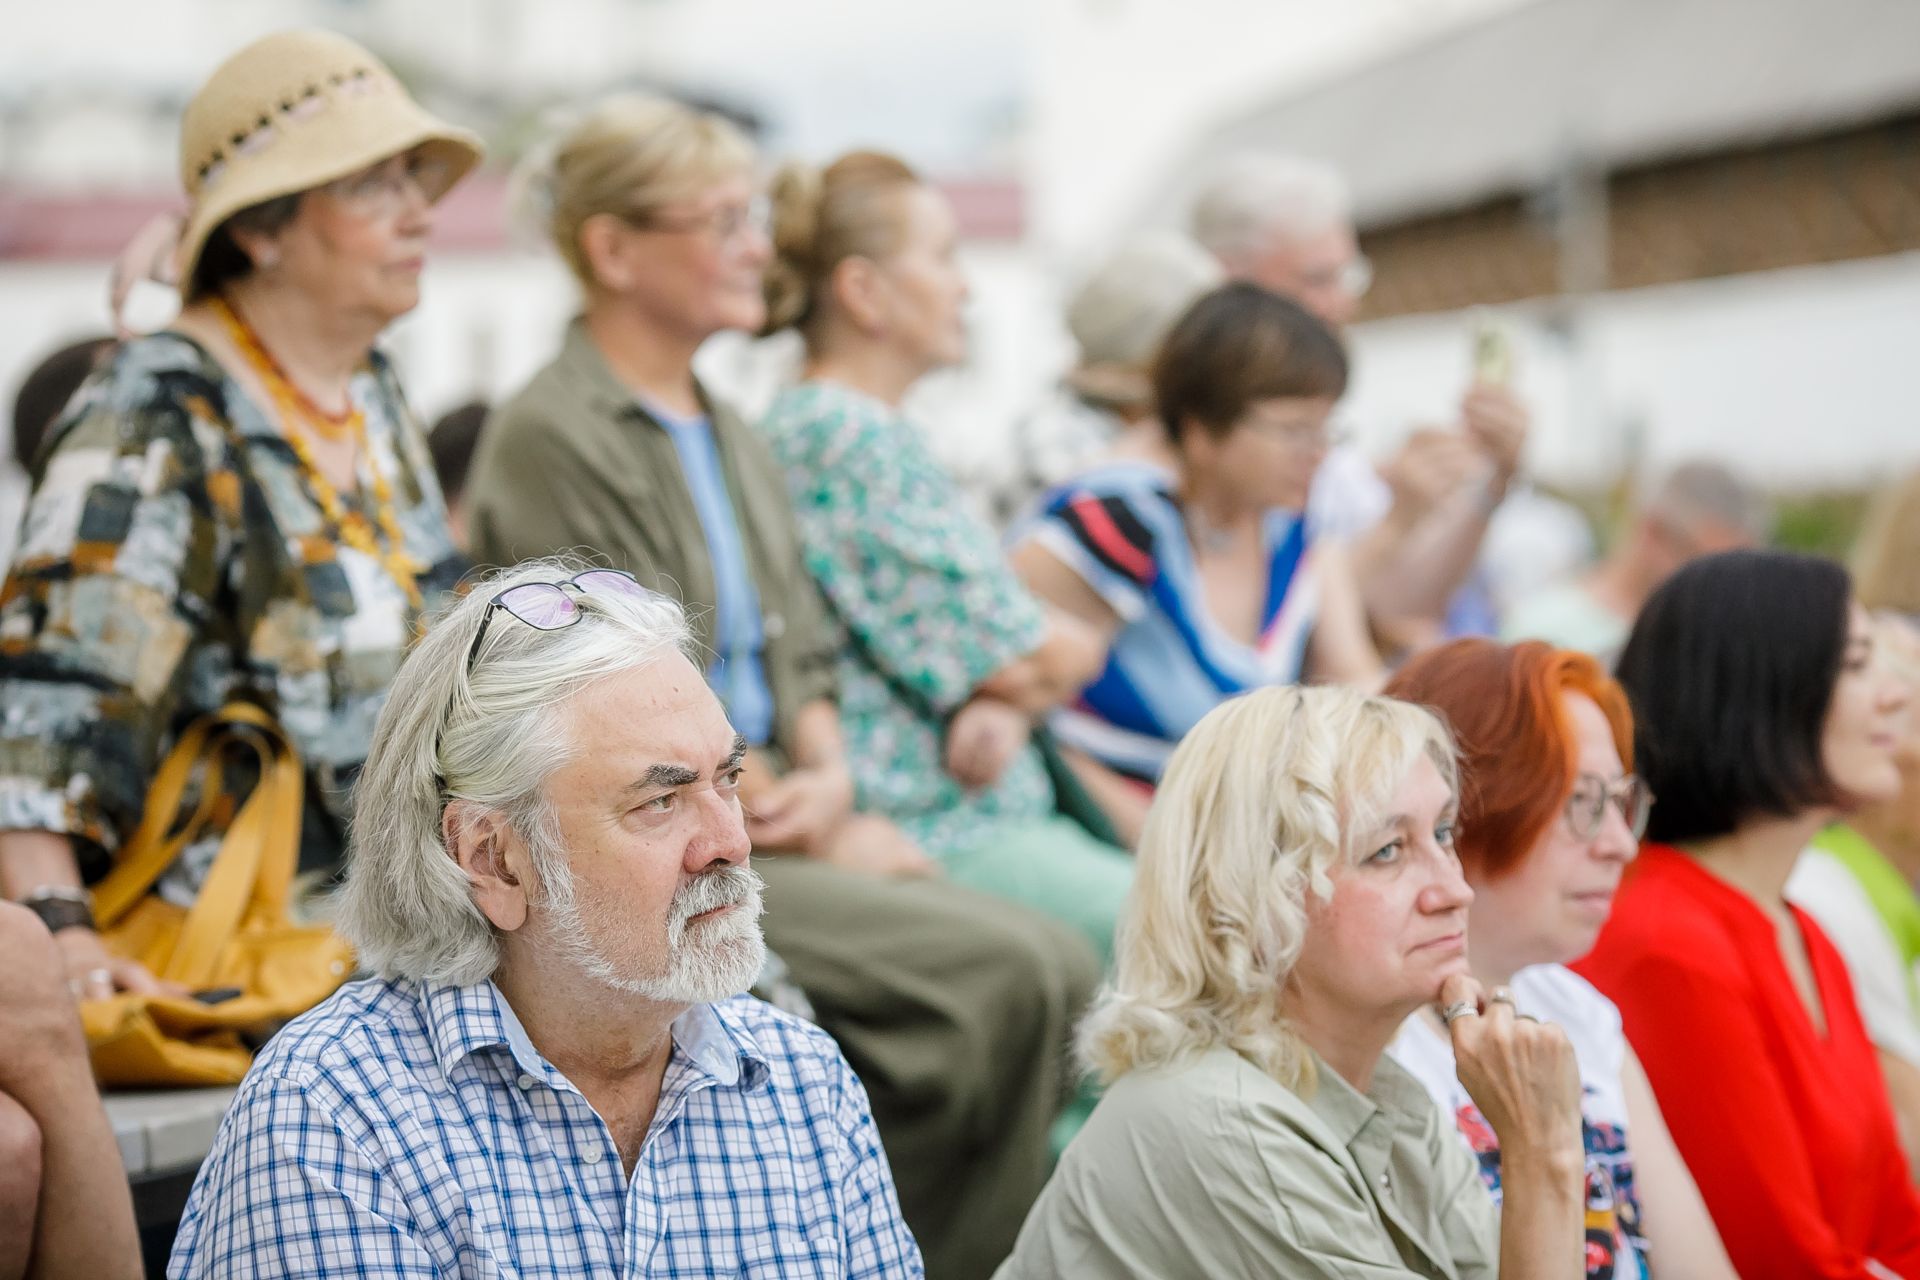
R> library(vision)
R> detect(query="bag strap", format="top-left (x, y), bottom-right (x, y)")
top-left (91, 712), bottom-right (231, 926)
top-left (163, 715), bottom-right (302, 986)
top-left (90, 703), bottom-right (305, 986)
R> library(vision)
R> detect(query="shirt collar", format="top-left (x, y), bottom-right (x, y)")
top-left (420, 979), bottom-right (770, 1092)
top-left (559, 317), bottom-right (719, 430)
top-left (1300, 1049), bottom-right (1433, 1150)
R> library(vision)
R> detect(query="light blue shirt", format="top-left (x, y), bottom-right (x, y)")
top-left (651, 399), bottom-right (777, 746)
top-left (169, 979), bottom-right (922, 1278)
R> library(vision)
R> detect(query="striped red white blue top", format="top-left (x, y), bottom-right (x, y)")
top-left (1016, 464), bottom-right (1321, 784)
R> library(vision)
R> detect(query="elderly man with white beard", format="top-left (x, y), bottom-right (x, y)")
top-left (169, 560), bottom-right (923, 1279)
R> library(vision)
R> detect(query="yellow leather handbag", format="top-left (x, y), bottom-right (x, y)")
top-left (79, 702), bottom-right (356, 1087)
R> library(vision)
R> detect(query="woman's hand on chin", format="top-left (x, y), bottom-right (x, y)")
top-left (1440, 973), bottom-right (1582, 1160)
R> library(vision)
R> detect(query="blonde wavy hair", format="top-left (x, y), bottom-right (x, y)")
top-left (511, 93), bottom-right (756, 287)
top-left (1078, 684), bottom-right (1458, 1094)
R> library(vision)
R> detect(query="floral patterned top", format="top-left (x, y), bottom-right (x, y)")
top-left (0, 332), bottom-right (463, 897)
top-left (761, 380), bottom-right (1053, 855)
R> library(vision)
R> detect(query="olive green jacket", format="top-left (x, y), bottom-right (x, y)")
top-left (465, 320), bottom-right (837, 760)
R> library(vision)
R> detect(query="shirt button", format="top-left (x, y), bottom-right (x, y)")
top-left (583, 1147), bottom-right (604, 1166)
top-left (516, 1073), bottom-right (537, 1091)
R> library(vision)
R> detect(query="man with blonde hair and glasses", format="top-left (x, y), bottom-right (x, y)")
top-left (170, 560), bottom-right (923, 1278)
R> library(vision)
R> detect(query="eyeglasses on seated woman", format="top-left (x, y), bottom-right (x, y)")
top-left (1386, 638), bottom-right (1738, 1280)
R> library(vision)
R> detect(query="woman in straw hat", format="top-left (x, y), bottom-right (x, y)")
top-left (0, 29), bottom-right (479, 1001)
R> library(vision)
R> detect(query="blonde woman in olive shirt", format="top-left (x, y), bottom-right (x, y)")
top-left (998, 685), bottom-right (1586, 1280)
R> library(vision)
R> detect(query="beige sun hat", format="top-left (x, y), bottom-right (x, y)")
top-left (1063, 232), bottom-right (1223, 407)
top-left (175, 28), bottom-right (483, 294)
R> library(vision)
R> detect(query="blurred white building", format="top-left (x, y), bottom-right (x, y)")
top-left (3, 0), bottom-right (1918, 523)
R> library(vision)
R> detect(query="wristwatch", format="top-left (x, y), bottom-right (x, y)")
top-left (18, 884), bottom-right (96, 935)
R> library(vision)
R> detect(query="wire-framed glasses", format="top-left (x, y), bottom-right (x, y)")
top-left (1566, 772), bottom-right (1653, 841)
top-left (463, 569), bottom-right (649, 672)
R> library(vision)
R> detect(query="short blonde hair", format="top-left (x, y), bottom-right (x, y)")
top-left (513, 93), bottom-right (755, 287)
top-left (1078, 684), bottom-right (1457, 1094)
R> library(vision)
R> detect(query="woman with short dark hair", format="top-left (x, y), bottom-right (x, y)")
top-left (1011, 281), bottom-right (1382, 846)
top-left (1575, 548), bottom-right (1920, 1278)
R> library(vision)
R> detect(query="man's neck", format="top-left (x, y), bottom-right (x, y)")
top-left (491, 954), bottom-right (685, 1173)
top-left (584, 299), bottom-right (705, 418)
top-left (207, 279), bottom-right (379, 412)
top-left (1686, 810), bottom-right (1833, 910)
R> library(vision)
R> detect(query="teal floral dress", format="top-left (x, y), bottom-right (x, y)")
top-left (760, 381), bottom-right (1055, 856)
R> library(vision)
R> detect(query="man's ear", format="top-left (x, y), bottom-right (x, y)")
top-left (445, 801), bottom-right (531, 932)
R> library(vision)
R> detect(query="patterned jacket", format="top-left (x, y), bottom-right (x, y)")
top-left (0, 333), bottom-right (463, 892)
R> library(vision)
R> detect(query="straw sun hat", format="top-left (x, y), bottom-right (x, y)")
top-left (1063, 232), bottom-right (1222, 407)
top-left (174, 29), bottom-right (483, 293)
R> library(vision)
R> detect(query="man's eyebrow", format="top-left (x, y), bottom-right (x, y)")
top-left (723, 735), bottom-right (748, 769)
top-left (628, 763), bottom-right (700, 793)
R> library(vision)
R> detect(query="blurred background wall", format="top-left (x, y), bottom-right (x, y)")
top-left (4, 0), bottom-right (1917, 543)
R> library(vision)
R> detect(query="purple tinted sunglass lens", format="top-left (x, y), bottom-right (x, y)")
top-left (574, 570), bottom-right (645, 600)
top-left (498, 584), bottom-right (578, 630)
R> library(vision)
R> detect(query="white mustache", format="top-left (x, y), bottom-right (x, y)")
top-left (668, 864), bottom-right (764, 935)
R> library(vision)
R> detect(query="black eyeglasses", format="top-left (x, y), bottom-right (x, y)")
top-left (464, 569), bottom-right (650, 672)
top-left (1565, 772), bottom-right (1653, 842)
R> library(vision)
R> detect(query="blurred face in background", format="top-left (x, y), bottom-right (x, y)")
top-left (238, 147), bottom-right (443, 327)
top-left (587, 171), bottom-right (772, 345)
top-left (1822, 602), bottom-right (1911, 809)
top-left (1238, 222), bottom-right (1369, 331)
top-left (1465, 693), bottom-right (1642, 976)
top-left (1642, 510), bottom-right (1758, 584)
top-left (1853, 617), bottom-right (1920, 867)
top-left (863, 183), bottom-right (970, 374)
top-left (1181, 394), bottom-right (1337, 514)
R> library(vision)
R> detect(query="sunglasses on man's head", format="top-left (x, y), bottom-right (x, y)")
top-left (464, 569), bottom-right (650, 672)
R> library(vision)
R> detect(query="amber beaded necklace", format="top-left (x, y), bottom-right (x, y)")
top-left (212, 296), bottom-right (423, 608)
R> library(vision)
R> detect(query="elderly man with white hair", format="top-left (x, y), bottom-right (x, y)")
top-left (1190, 154), bottom-right (1533, 650)
top-left (169, 560), bottom-right (922, 1279)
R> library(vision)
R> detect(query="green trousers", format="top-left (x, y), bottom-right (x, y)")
top-left (941, 815), bottom-right (1136, 966)
top-left (755, 855), bottom-right (1100, 1280)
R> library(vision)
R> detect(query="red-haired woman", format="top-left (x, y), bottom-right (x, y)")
top-left (1386, 639), bottom-right (1735, 1280)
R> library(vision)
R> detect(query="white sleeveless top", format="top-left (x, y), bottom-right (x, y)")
top-left (1388, 964), bottom-right (1647, 1280)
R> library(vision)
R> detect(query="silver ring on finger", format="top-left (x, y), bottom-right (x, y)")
top-left (1440, 999), bottom-right (1478, 1026)
top-left (1487, 986), bottom-right (1516, 1006)
top-left (87, 967), bottom-right (113, 993)
top-left (1515, 1012), bottom-right (1542, 1023)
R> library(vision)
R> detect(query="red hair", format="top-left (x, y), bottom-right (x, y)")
top-left (1383, 638), bottom-right (1634, 880)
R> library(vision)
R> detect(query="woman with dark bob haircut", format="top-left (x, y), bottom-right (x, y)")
top-left (1574, 548), bottom-right (1920, 1278)
top-left (1011, 282), bottom-right (1382, 847)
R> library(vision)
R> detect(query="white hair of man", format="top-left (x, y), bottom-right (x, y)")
top-left (1188, 153), bottom-right (1354, 267)
top-left (1078, 684), bottom-right (1456, 1095)
top-left (335, 556), bottom-right (702, 987)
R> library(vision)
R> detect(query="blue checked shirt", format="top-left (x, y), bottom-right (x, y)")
top-left (168, 978), bottom-right (923, 1278)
